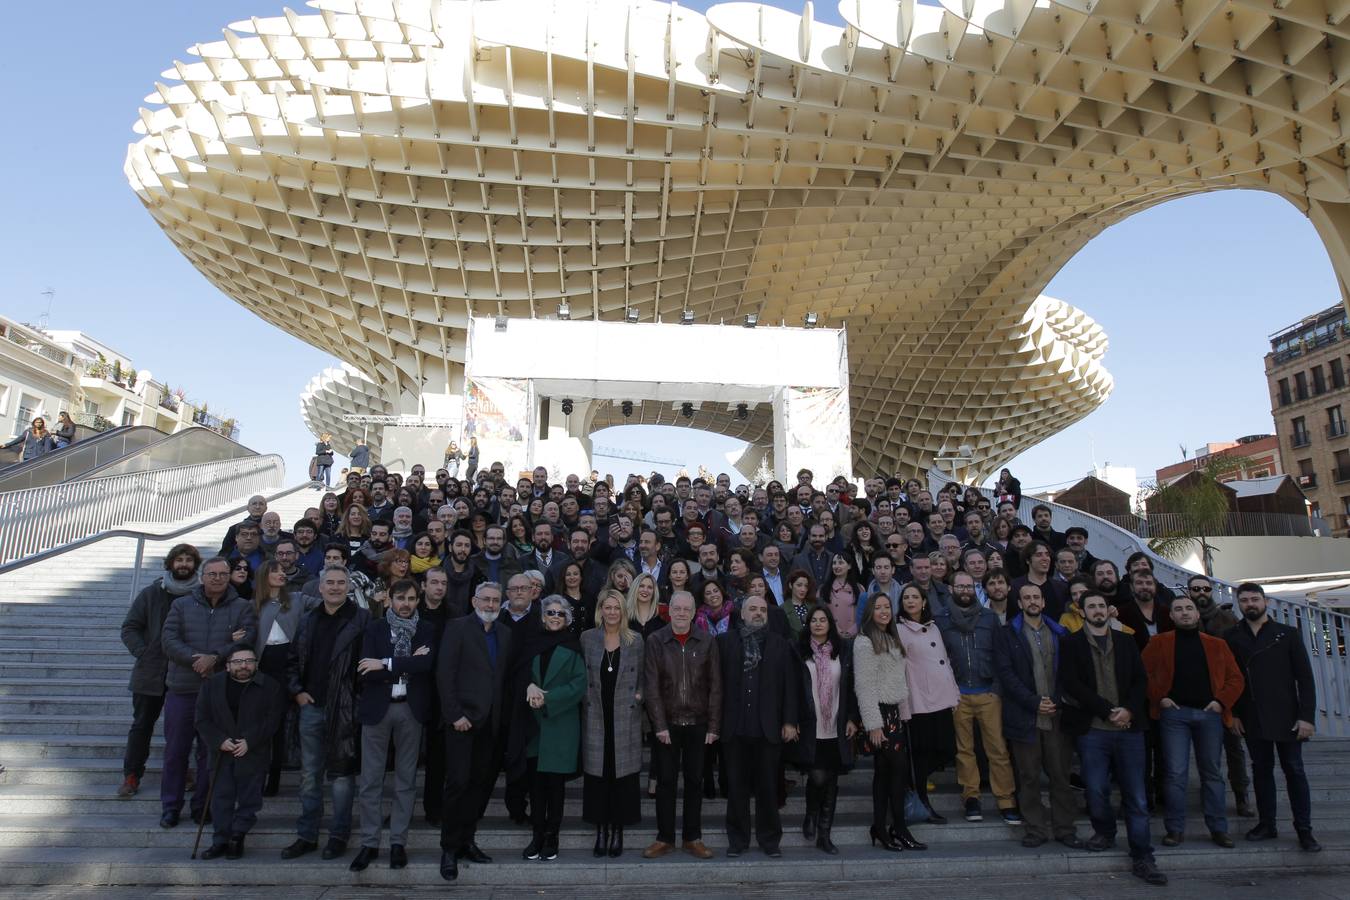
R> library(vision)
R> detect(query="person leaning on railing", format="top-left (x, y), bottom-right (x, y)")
top-left (2, 415), bottom-right (55, 461)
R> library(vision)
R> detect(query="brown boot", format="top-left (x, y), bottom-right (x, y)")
top-left (682, 840), bottom-right (714, 859)
top-left (642, 840), bottom-right (675, 859)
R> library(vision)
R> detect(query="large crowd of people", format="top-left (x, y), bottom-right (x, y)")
top-left (117, 461), bottom-right (1320, 885)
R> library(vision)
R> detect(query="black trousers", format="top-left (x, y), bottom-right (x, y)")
top-left (655, 723), bottom-right (707, 844)
top-left (123, 692), bottom-right (165, 779)
top-left (259, 644), bottom-right (290, 783)
top-left (724, 736), bottom-right (782, 851)
top-left (423, 719), bottom-right (445, 819)
top-left (439, 725), bottom-right (496, 852)
top-left (210, 756), bottom-right (266, 843)
top-left (529, 763), bottom-right (566, 838)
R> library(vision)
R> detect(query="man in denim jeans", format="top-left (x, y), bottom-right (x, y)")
top-left (1059, 592), bottom-right (1165, 886)
top-left (282, 566), bottom-right (371, 861)
top-left (1142, 594), bottom-right (1244, 850)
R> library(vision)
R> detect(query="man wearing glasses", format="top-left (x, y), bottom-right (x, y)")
top-left (195, 648), bottom-right (286, 860)
top-left (159, 557), bottom-right (257, 829)
top-left (1187, 575), bottom-right (1253, 818)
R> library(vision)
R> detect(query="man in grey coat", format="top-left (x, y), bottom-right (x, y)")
top-left (159, 557), bottom-right (258, 829)
top-left (118, 542), bottom-right (201, 798)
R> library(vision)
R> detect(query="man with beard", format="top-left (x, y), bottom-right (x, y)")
top-left (194, 647), bottom-right (286, 860)
top-left (118, 543), bottom-right (203, 798)
top-left (1116, 570), bottom-right (1174, 652)
top-left (1091, 559), bottom-right (1123, 607)
top-left (351, 580), bottom-right (437, 872)
top-left (1058, 592), bottom-right (1163, 885)
top-left (292, 519), bottom-right (325, 579)
top-left (437, 582), bottom-right (512, 881)
top-left (935, 571), bottom-right (1019, 825)
top-left (1225, 583), bottom-right (1320, 852)
top-left (1141, 594), bottom-right (1243, 851)
top-left (522, 521), bottom-right (571, 594)
top-left (716, 593), bottom-right (798, 858)
top-left (442, 529), bottom-right (480, 618)
top-left (355, 522), bottom-right (395, 580)
top-left (1186, 575), bottom-right (1253, 817)
top-left (471, 524), bottom-right (521, 588)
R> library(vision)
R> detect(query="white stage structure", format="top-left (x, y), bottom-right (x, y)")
top-left (459, 317), bottom-right (852, 482)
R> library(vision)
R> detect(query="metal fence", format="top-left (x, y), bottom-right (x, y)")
top-left (1100, 511), bottom-right (1328, 538)
top-left (0, 455), bottom-right (285, 567)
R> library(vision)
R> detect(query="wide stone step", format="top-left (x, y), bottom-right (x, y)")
top-left (0, 678), bottom-right (130, 697)
top-left (0, 663), bottom-right (133, 679)
top-left (0, 836), bottom-right (1344, 887)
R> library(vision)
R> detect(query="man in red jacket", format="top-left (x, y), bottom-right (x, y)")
top-left (1141, 594), bottom-right (1244, 850)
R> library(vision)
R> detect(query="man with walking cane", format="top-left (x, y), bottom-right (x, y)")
top-left (193, 648), bottom-right (286, 860)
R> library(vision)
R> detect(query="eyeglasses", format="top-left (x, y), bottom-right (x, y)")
top-left (227, 658), bottom-right (257, 666)
top-left (1190, 585), bottom-right (1213, 593)
top-left (203, 571), bottom-right (230, 579)
top-left (543, 609), bottom-right (566, 618)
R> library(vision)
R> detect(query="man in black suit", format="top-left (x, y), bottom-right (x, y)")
top-left (350, 579), bottom-right (437, 872)
top-left (523, 521), bottom-right (570, 594)
top-left (436, 581), bottom-right (512, 881)
top-left (716, 594), bottom-right (799, 858)
top-left (194, 647), bottom-right (286, 860)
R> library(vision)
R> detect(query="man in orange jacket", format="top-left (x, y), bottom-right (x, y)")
top-left (1141, 594), bottom-right (1244, 850)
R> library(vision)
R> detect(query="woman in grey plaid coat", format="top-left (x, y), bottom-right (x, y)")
top-left (580, 589), bottom-right (646, 858)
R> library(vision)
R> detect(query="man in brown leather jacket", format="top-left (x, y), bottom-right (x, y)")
top-left (642, 590), bottom-right (722, 860)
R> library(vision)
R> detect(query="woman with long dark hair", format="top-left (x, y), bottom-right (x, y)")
top-left (317, 492), bottom-right (343, 536)
top-left (663, 558), bottom-right (692, 606)
top-left (820, 553), bottom-right (862, 639)
top-left (693, 579), bottom-right (734, 636)
top-left (253, 559), bottom-right (304, 795)
top-left (228, 557), bottom-right (254, 602)
top-left (783, 569), bottom-right (816, 637)
top-left (794, 605), bottom-right (859, 853)
top-left (895, 583), bottom-right (959, 824)
top-left (845, 521), bottom-right (878, 583)
top-left (2, 415), bottom-right (54, 460)
top-left (853, 592), bottom-right (926, 852)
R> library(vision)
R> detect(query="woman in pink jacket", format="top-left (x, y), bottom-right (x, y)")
top-left (896, 583), bottom-right (960, 824)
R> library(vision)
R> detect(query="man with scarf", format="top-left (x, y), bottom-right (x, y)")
top-left (350, 579), bottom-right (436, 872)
top-left (118, 543), bottom-right (202, 799)
top-left (715, 594), bottom-right (800, 858)
top-left (935, 575), bottom-right (1020, 824)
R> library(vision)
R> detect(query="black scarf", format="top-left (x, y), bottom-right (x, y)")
top-left (948, 599), bottom-right (984, 634)
top-left (739, 621), bottom-right (766, 671)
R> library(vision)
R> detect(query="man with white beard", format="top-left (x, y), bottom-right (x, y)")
top-left (435, 582), bottom-right (513, 881)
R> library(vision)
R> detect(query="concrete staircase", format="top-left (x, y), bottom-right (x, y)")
top-left (0, 484), bottom-right (1346, 887)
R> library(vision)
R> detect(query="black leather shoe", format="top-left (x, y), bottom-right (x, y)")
top-left (523, 836), bottom-right (542, 860)
top-left (869, 825), bottom-right (903, 852)
top-left (457, 842), bottom-right (491, 864)
top-left (593, 826), bottom-right (608, 858)
top-left (1211, 832), bottom-right (1235, 848)
top-left (200, 843), bottom-right (228, 860)
top-left (726, 846), bottom-right (744, 858)
top-left (280, 839), bottom-right (317, 859)
top-left (1056, 834), bottom-right (1085, 850)
top-left (1132, 858), bottom-right (1168, 886)
top-left (764, 845), bottom-right (782, 858)
top-left (1085, 833), bottom-right (1116, 852)
top-left (1161, 832), bottom-right (1184, 847)
top-left (440, 850), bottom-right (459, 881)
top-left (321, 838), bottom-right (348, 860)
top-left (349, 846), bottom-right (378, 871)
top-left (225, 836), bottom-right (245, 860)
top-left (892, 827), bottom-right (927, 851)
top-left (190, 808), bottom-right (210, 826)
top-left (389, 844), bottom-right (407, 869)
top-left (1021, 834), bottom-right (1047, 848)
top-left (608, 827), bottom-right (623, 858)
top-left (1246, 823), bottom-right (1278, 841)
top-left (159, 810), bottom-right (180, 829)
top-left (1297, 830), bottom-right (1322, 853)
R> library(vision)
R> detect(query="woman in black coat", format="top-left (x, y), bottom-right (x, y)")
top-left (313, 433), bottom-right (335, 487)
top-left (791, 605), bottom-right (860, 854)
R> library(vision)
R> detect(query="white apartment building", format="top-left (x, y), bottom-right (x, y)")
top-left (0, 314), bottom-right (234, 441)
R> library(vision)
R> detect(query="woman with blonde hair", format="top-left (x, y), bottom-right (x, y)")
top-left (580, 589), bottom-right (644, 857)
top-left (624, 572), bottom-right (667, 640)
top-left (338, 503), bottom-right (371, 556)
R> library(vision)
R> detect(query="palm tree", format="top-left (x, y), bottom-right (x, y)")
top-left (1141, 454), bottom-right (1253, 576)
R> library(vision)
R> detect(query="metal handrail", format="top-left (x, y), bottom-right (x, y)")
top-left (0, 456), bottom-right (286, 567)
top-left (0, 479), bottom-right (318, 600)
top-left (929, 466), bottom-right (1350, 735)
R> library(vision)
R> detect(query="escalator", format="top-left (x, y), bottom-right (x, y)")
top-left (0, 426), bottom-right (256, 493)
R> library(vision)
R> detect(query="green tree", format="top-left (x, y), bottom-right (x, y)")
top-left (1142, 454), bottom-right (1252, 576)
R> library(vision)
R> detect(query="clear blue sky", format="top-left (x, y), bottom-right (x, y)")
top-left (2, 2), bottom-right (1337, 490)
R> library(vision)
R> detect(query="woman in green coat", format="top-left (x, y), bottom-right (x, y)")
top-left (519, 594), bottom-right (586, 862)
